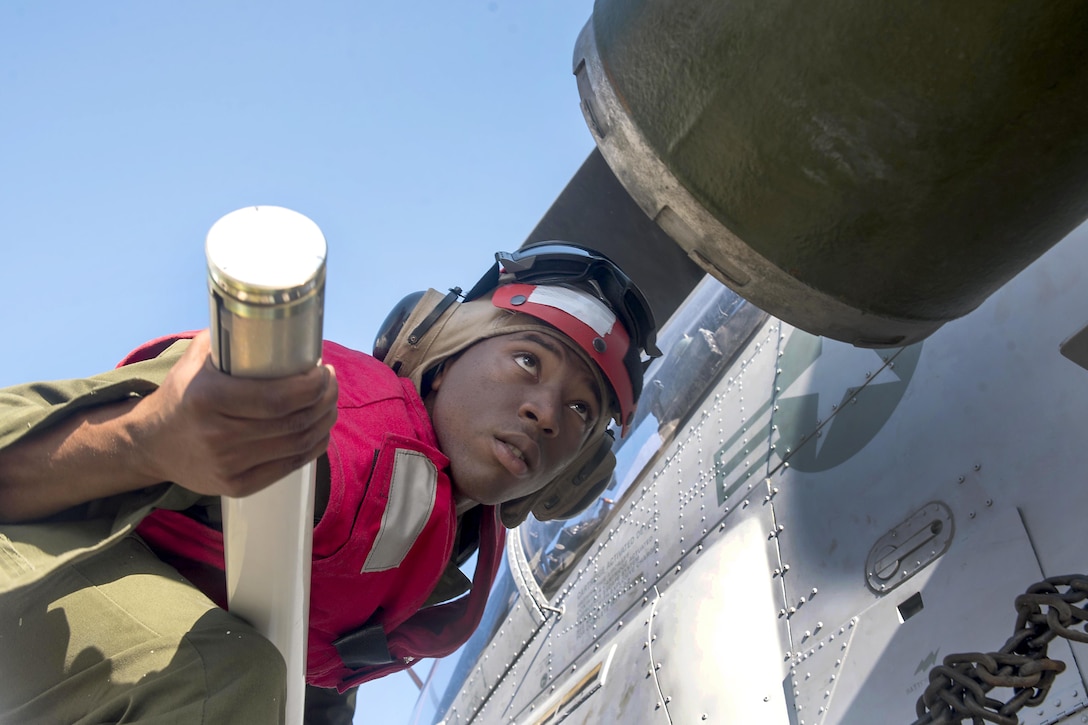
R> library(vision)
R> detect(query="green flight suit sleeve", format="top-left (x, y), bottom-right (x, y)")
top-left (0, 339), bottom-right (204, 594)
top-left (0, 340), bottom-right (185, 451)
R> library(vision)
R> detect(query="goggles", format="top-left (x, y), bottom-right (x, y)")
top-left (466, 243), bottom-right (660, 359)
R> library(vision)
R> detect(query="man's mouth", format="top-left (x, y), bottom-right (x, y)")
top-left (493, 437), bottom-right (531, 477)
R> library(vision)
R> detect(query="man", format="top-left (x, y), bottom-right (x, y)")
top-left (0, 242), bottom-right (659, 723)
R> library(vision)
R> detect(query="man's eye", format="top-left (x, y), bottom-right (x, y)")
top-left (515, 353), bottom-right (539, 373)
top-left (569, 401), bottom-right (592, 422)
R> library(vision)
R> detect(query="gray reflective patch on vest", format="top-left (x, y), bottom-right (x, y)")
top-left (361, 449), bottom-right (438, 573)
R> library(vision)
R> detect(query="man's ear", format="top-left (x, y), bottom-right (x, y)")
top-left (425, 352), bottom-right (463, 397)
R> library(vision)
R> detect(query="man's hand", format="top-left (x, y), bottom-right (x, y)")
top-left (131, 331), bottom-right (339, 498)
top-left (0, 330), bottom-right (339, 522)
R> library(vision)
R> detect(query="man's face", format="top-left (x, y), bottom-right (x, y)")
top-left (428, 331), bottom-right (603, 508)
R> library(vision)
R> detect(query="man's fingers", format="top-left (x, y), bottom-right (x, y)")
top-left (192, 395), bottom-right (337, 492)
top-left (234, 365), bottom-right (333, 418)
top-left (217, 437), bottom-right (333, 498)
top-left (140, 330), bottom-right (339, 498)
top-left (194, 362), bottom-right (337, 422)
top-left (208, 376), bottom-right (338, 445)
top-left (215, 403), bottom-right (338, 468)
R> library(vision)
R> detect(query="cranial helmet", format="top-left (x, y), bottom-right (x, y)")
top-left (374, 242), bottom-right (660, 528)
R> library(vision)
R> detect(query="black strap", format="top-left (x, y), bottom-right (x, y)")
top-left (462, 261), bottom-right (501, 302)
top-left (332, 623), bottom-right (395, 669)
top-left (406, 287), bottom-right (462, 345)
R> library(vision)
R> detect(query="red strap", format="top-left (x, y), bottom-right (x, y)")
top-left (116, 331), bottom-right (199, 367)
top-left (339, 506), bottom-right (506, 689)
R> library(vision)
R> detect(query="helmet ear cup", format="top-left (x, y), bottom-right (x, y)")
top-left (373, 291), bottom-right (426, 362)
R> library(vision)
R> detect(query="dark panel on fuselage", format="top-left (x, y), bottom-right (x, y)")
top-left (523, 148), bottom-right (705, 328)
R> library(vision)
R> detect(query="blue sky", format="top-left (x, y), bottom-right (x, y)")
top-left (1, 2), bottom-right (597, 721)
top-left (0, 1), bottom-right (595, 385)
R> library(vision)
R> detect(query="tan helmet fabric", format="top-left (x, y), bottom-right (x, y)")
top-left (382, 288), bottom-right (618, 528)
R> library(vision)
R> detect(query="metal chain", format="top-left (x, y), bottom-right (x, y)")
top-left (912, 574), bottom-right (1088, 725)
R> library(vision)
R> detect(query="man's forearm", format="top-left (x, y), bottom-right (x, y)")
top-left (0, 396), bottom-right (162, 523)
top-left (0, 331), bottom-right (338, 525)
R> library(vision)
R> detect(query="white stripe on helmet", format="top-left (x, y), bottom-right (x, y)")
top-left (526, 285), bottom-right (617, 337)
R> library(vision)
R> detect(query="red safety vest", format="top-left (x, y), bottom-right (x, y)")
top-left (122, 335), bottom-right (506, 690)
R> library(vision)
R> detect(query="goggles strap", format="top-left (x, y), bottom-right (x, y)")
top-left (462, 264), bottom-right (501, 302)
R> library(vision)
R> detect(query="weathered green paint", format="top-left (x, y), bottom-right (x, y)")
top-left (592, 0), bottom-right (1088, 325)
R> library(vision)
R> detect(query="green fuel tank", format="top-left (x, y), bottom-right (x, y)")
top-left (574, 0), bottom-right (1088, 346)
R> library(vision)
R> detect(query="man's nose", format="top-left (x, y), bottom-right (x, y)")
top-left (520, 387), bottom-right (561, 437)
